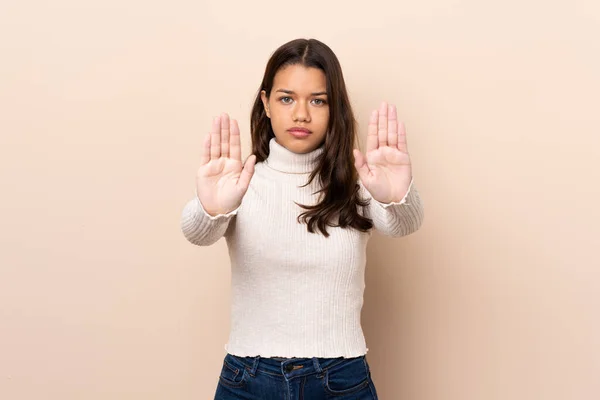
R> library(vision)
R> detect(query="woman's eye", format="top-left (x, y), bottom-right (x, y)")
top-left (312, 99), bottom-right (326, 106)
top-left (280, 97), bottom-right (293, 104)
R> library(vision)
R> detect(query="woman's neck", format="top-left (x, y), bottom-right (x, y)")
top-left (264, 138), bottom-right (323, 174)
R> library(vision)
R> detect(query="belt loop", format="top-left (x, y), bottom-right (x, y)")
top-left (312, 357), bottom-right (323, 373)
top-left (250, 356), bottom-right (260, 375)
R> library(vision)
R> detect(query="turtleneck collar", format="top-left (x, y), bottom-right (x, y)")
top-left (264, 138), bottom-right (324, 174)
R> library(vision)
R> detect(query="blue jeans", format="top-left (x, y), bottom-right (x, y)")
top-left (214, 353), bottom-right (379, 399)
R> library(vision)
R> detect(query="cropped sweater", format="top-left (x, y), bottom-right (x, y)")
top-left (181, 138), bottom-right (424, 358)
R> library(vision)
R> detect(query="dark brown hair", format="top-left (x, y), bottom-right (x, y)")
top-left (250, 38), bottom-right (373, 237)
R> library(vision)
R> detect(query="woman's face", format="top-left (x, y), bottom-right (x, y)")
top-left (261, 64), bottom-right (329, 154)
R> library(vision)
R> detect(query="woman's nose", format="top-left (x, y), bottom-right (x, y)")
top-left (293, 102), bottom-right (310, 122)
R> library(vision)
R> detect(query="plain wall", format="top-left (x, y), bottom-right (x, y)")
top-left (1, 1), bottom-right (599, 399)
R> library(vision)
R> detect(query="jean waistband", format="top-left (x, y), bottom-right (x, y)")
top-left (225, 353), bottom-right (363, 379)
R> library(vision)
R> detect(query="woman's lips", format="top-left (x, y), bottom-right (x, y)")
top-left (288, 128), bottom-right (311, 138)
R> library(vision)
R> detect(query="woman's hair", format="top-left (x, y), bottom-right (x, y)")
top-left (250, 38), bottom-right (374, 237)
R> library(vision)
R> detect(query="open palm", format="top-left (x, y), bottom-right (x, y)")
top-left (353, 102), bottom-right (413, 203)
top-left (196, 114), bottom-right (256, 216)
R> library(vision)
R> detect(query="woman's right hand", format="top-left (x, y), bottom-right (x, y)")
top-left (196, 113), bottom-right (256, 216)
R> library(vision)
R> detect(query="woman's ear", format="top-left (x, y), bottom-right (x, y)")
top-left (260, 90), bottom-right (270, 118)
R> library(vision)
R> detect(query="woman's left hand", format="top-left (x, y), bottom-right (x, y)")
top-left (353, 101), bottom-right (413, 204)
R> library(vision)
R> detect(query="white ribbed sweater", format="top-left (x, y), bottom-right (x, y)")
top-left (181, 138), bottom-right (424, 358)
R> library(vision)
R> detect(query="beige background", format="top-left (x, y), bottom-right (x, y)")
top-left (1, 1), bottom-right (599, 399)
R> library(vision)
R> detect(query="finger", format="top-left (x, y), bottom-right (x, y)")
top-left (210, 116), bottom-right (221, 160)
top-left (353, 149), bottom-right (371, 182)
top-left (200, 132), bottom-right (211, 165)
top-left (387, 104), bottom-right (398, 148)
top-left (366, 110), bottom-right (378, 152)
top-left (378, 101), bottom-right (388, 147)
top-left (230, 119), bottom-right (241, 162)
top-left (237, 155), bottom-right (256, 190)
top-left (397, 121), bottom-right (408, 153)
top-left (220, 113), bottom-right (230, 158)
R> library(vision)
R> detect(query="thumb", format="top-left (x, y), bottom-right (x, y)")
top-left (353, 149), bottom-right (370, 183)
top-left (237, 154), bottom-right (256, 190)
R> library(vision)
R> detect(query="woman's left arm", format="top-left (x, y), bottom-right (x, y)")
top-left (354, 102), bottom-right (425, 237)
top-left (358, 177), bottom-right (424, 237)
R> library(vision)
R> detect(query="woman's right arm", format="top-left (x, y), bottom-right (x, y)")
top-left (180, 113), bottom-right (255, 246)
top-left (180, 195), bottom-right (238, 246)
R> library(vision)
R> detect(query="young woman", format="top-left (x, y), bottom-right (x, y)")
top-left (181, 38), bottom-right (424, 400)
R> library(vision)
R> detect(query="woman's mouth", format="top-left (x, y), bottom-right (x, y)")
top-left (288, 128), bottom-right (312, 138)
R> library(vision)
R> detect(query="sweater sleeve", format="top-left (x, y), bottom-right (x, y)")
top-left (360, 177), bottom-right (424, 237)
top-left (180, 193), bottom-right (239, 246)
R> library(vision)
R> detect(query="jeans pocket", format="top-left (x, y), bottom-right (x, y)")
top-left (218, 355), bottom-right (248, 388)
top-left (322, 356), bottom-right (370, 396)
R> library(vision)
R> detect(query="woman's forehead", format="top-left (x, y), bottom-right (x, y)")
top-left (272, 65), bottom-right (327, 94)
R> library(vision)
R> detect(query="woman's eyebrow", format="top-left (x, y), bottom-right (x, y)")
top-left (275, 89), bottom-right (327, 96)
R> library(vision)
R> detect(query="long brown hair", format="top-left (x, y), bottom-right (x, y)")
top-left (250, 38), bottom-right (373, 237)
